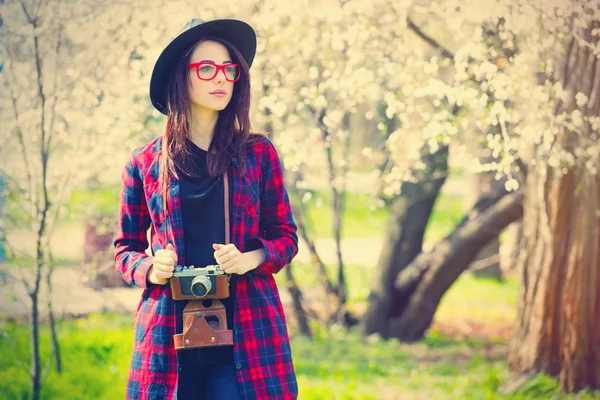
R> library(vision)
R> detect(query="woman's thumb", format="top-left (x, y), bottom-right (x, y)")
top-left (167, 243), bottom-right (175, 251)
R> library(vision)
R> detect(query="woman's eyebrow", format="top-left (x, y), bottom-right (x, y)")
top-left (198, 59), bottom-right (233, 63)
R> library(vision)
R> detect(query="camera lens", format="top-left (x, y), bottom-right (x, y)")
top-left (191, 276), bottom-right (212, 298)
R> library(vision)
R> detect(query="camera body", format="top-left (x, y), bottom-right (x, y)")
top-left (170, 265), bottom-right (230, 301)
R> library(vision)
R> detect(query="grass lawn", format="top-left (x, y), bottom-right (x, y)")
top-left (6, 187), bottom-right (465, 266)
top-left (293, 190), bottom-right (465, 241)
top-left (1, 276), bottom-right (599, 400)
top-left (3, 176), bottom-right (596, 399)
top-left (275, 264), bottom-right (519, 332)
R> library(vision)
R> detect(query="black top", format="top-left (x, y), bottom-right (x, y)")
top-left (177, 140), bottom-right (236, 366)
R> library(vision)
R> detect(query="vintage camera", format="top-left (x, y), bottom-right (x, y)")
top-left (170, 265), bottom-right (230, 301)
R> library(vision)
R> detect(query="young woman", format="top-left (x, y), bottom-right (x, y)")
top-left (114, 18), bottom-right (299, 400)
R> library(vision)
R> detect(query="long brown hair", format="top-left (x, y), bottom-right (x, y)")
top-left (159, 36), bottom-right (260, 205)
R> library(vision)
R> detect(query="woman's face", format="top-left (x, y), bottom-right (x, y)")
top-left (188, 40), bottom-right (235, 112)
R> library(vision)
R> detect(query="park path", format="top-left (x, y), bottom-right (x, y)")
top-left (0, 237), bottom-right (383, 320)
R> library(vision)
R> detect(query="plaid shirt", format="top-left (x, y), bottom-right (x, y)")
top-left (114, 136), bottom-right (299, 400)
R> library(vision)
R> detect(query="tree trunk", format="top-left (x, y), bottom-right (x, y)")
top-left (361, 146), bottom-right (449, 337)
top-left (466, 165), bottom-right (503, 280)
top-left (289, 184), bottom-right (338, 322)
top-left (320, 111), bottom-right (351, 325)
top-left (0, 176), bottom-right (5, 263)
top-left (284, 263), bottom-right (312, 338)
top-left (29, 291), bottom-right (41, 400)
top-left (390, 190), bottom-right (523, 341)
top-left (509, 163), bottom-right (600, 391)
top-left (45, 247), bottom-right (61, 373)
top-left (508, 18), bottom-right (600, 392)
top-left (500, 221), bottom-right (523, 276)
top-left (293, 203), bottom-right (336, 298)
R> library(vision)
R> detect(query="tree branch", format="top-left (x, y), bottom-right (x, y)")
top-left (4, 243), bottom-right (33, 294)
top-left (289, 189), bottom-right (337, 298)
top-left (395, 187), bottom-right (523, 293)
top-left (406, 17), bottom-right (455, 60)
top-left (18, 0), bottom-right (34, 24)
top-left (46, 21), bottom-right (63, 153)
top-left (3, 52), bottom-right (37, 223)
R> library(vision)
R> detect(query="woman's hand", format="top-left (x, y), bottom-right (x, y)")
top-left (148, 243), bottom-right (178, 285)
top-left (213, 243), bottom-right (265, 275)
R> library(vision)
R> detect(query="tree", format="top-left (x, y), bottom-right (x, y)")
top-left (251, 0), bottom-right (391, 326)
top-left (0, 0), bottom-right (175, 396)
top-left (362, 0), bottom-right (600, 391)
top-left (507, 2), bottom-right (600, 392)
top-left (251, 0), bottom-right (524, 335)
top-left (362, 7), bottom-right (524, 340)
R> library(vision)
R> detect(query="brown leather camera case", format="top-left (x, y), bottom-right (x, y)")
top-left (170, 274), bottom-right (230, 301)
top-left (173, 299), bottom-right (233, 350)
top-left (171, 172), bottom-right (234, 350)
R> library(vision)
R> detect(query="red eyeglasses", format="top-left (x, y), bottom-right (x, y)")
top-left (189, 62), bottom-right (241, 82)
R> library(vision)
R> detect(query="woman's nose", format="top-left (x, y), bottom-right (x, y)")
top-left (214, 69), bottom-right (226, 83)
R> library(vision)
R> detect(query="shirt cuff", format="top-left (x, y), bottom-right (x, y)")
top-left (245, 237), bottom-right (278, 275)
top-left (133, 255), bottom-right (154, 289)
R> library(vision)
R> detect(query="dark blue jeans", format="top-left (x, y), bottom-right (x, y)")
top-left (177, 358), bottom-right (242, 400)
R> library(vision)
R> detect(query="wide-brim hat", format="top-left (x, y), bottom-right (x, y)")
top-left (149, 18), bottom-right (257, 115)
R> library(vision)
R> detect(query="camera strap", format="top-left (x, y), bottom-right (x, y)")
top-left (223, 171), bottom-right (230, 245)
top-left (223, 171), bottom-right (232, 285)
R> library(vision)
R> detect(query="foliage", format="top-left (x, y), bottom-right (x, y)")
top-left (2, 0), bottom-right (597, 252)
top-left (1, 309), bottom-right (598, 399)
top-left (1, 273), bottom-right (595, 399)
top-left (249, 0), bottom-right (600, 198)
top-left (2, 0), bottom-right (598, 396)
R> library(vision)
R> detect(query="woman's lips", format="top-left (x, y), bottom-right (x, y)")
top-left (210, 90), bottom-right (227, 97)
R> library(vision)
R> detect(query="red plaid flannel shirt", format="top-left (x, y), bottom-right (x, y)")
top-left (114, 136), bottom-right (299, 399)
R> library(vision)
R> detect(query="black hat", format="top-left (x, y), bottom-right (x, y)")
top-left (149, 18), bottom-right (257, 115)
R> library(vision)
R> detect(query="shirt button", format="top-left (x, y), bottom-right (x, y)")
top-left (232, 157), bottom-right (238, 162)
top-left (235, 363), bottom-right (242, 370)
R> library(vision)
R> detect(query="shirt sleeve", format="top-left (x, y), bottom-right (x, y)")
top-left (251, 139), bottom-right (299, 275)
top-left (113, 155), bottom-right (154, 289)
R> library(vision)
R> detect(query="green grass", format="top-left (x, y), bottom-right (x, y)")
top-left (0, 314), bottom-right (131, 400)
top-left (1, 276), bottom-right (598, 399)
top-left (62, 184), bottom-right (465, 241)
top-left (1, 311), bottom-right (598, 400)
top-left (5, 175), bottom-right (593, 399)
top-left (436, 274), bottom-right (520, 323)
top-left (275, 263), bottom-right (378, 304)
top-left (3, 178), bottom-right (466, 269)
top-left (297, 190), bottom-right (465, 240)
top-left (3, 188), bottom-right (465, 266)
top-left (276, 264), bottom-right (519, 325)
top-left (67, 185), bottom-right (121, 218)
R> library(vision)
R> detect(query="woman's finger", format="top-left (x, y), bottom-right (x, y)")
top-left (214, 244), bottom-right (237, 258)
top-left (216, 251), bottom-right (237, 265)
top-left (152, 261), bottom-right (174, 272)
top-left (159, 264), bottom-right (175, 273)
top-left (154, 256), bottom-right (176, 267)
top-left (221, 263), bottom-right (238, 274)
top-left (156, 249), bottom-right (178, 263)
top-left (220, 256), bottom-right (236, 268)
top-left (154, 270), bottom-right (173, 280)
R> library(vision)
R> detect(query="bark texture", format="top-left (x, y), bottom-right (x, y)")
top-left (508, 20), bottom-right (600, 392)
top-left (361, 147), bottom-right (449, 337)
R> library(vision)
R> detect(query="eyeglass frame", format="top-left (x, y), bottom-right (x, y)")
top-left (189, 62), bottom-right (241, 82)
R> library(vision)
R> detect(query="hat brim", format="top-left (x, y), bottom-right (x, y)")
top-left (149, 19), bottom-right (257, 115)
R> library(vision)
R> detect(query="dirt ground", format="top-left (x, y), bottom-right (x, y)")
top-left (0, 235), bottom-right (383, 320)
top-left (0, 241), bottom-right (361, 322)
